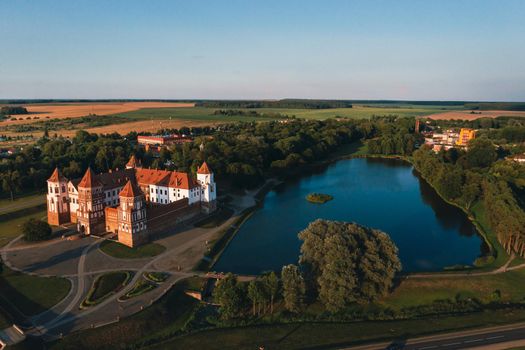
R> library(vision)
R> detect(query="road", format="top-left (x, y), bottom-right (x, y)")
top-left (345, 322), bottom-right (525, 350)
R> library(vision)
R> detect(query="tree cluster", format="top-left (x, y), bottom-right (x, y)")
top-left (299, 220), bottom-right (401, 312)
top-left (22, 218), bottom-right (52, 241)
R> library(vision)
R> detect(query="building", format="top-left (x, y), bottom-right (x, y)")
top-left (137, 135), bottom-right (193, 154)
top-left (456, 128), bottom-right (476, 146)
top-left (423, 128), bottom-right (476, 152)
top-left (46, 155), bottom-right (217, 247)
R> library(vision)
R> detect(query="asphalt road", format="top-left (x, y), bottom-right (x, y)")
top-left (345, 322), bottom-right (525, 350)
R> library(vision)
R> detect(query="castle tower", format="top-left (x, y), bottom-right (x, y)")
top-left (126, 155), bottom-right (140, 169)
top-left (117, 180), bottom-right (148, 247)
top-left (197, 162), bottom-right (217, 214)
top-left (46, 168), bottom-right (70, 226)
top-left (76, 168), bottom-right (106, 235)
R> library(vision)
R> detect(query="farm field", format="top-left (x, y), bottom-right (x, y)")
top-left (0, 102), bottom-right (194, 125)
top-left (426, 110), bottom-right (525, 120)
top-left (3, 102), bottom-right (525, 144)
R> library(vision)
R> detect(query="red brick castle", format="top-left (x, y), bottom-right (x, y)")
top-left (46, 156), bottom-right (217, 247)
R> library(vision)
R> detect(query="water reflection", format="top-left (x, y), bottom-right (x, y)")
top-left (215, 158), bottom-right (482, 274)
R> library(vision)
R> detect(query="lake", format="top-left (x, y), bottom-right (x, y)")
top-left (214, 158), bottom-right (483, 274)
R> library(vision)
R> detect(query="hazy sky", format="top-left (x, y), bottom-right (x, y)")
top-left (1, 0), bottom-right (524, 101)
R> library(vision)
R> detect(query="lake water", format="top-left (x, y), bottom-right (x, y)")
top-left (214, 158), bottom-right (483, 274)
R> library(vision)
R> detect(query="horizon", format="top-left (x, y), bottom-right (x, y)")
top-left (1, 0), bottom-right (525, 101)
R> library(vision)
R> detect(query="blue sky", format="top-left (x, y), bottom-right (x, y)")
top-left (1, 0), bottom-right (524, 101)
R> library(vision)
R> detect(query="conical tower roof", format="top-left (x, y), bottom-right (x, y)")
top-left (78, 167), bottom-right (102, 188)
top-left (126, 155), bottom-right (140, 169)
top-left (119, 180), bottom-right (142, 197)
top-left (47, 167), bottom-right (67, 182)
top-left (197, 162), bottom-right (211, 174)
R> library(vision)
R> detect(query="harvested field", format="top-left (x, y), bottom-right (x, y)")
top-left (425, 110), bottom-right (525, 120)
top-left (61, 119), bottom-right (220, 137)
top-left (0, 102), bottom-right (194, 125)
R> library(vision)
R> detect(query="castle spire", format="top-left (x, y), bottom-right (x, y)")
top-left (48, 167), bottom-right (67, 182)
top-left (78, 167), bottom-right (102, 188)
top-left (126, 155), bottom-right (139, 169)
top-left (197, 162), bottom-right (211, 174)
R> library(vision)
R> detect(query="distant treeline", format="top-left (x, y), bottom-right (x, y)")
top-left (0, 106), bottom-right (28, 115)
top-left (464, 102), bottom-right (525, 111)
top-left (197, 99), bottom-right (354, 109)
top-left (213, 109), bottom-right (290, 119)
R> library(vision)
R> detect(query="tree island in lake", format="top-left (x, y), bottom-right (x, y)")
top-left (306, 192), bottom-right (334, 204)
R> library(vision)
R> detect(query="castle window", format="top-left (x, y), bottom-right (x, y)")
top-left (62, 186), bottom-right (65, 193)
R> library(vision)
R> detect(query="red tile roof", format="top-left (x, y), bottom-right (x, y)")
top-left (135, 168), bottom-right (171, 187)
top-left (197, 162), bottom-right (211, 174)
top-left (119, 180), bottom-right (143, 197)
top-left (78, 168), bottom-right (102, 188)
top-left (48, 167), bottom-right (67, 182)
top-left (126, 155), bottom-right (138, 168)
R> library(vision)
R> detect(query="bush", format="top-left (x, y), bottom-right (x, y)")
top-left (22, 218), bottom-right (52, 241)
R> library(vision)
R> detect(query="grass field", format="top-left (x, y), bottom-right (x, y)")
top-left (0, 193), bottom-right (45, 216)
top-left (150, 309), bottom-right (525, 350)
top-left (0, 265), bottom-right (70, 316)
top-left (83, 271), bottom-right (131, 306)
top-left (0, 209), bottom-right (47, 247)
top-left (113, 104), bottom-right (455, 122)
top-left (99, 240), bottom-right (166, 259)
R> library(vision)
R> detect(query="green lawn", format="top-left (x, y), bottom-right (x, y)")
top-left (380, 267), bottom-right (525, 310)
top-left (0, 209), bottom-right (47, 247)
top-left (151, 309), bottom-right (525, 350)
top-left (83, 271), bottom-right (131, 306)
top-left (99, 240), bottom-right (166, 259)
top-left (120, 279), bottom-right (156, 301)
top-left (111, 104), bottom-right (459, 122)
top-left (0, 306), bottom-right (11, 329)
top-left (0, 264), bottom-right (70, 316)
top-left (0, 193), bottom-right (45, 216)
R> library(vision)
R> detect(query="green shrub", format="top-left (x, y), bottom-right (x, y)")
top-left (22, 218), bottom-right (52, 241)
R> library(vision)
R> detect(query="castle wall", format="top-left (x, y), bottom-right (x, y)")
top-left (105, 207), bottom-right (119, 233)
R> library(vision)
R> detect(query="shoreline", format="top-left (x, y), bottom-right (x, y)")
top-left (207, 146), bottom-right (499, 276)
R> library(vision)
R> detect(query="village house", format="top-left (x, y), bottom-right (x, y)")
top-left (424, 128), bottom-right (476, 152)
top-left (46, 155), bottom-right (217, 247)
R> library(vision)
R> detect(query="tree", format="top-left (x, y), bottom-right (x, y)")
top-left (466, 138), bottom-right (497, 168)
top-left (213, 273), bottom-right (245, 320)
top-left (22, 219), bottom-right (52, 241)
top-left (299, 220), bottom-right (401, 312)
top-left (281, 264), bottom-right (305, 313)
top-left (1, 170), bottom-right (21, 201)
top-left (247, 279), bottom-right (267, 316)
top-left (263, 271), bottom-right (279, 314)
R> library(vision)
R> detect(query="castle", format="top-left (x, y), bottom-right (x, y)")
top-left (46, 156), bottom-right (217, 247)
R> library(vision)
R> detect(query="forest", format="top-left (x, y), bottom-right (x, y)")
top-left (196, 99), bottom-right (353, 109)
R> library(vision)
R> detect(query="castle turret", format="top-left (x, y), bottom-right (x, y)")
top-left (126, 155), bottom-right (140, 169)
top-left (117, 180), bottom-right (148, 247)
top-left (197, 162), bottom-right (217, 213)
top-left (76, 167), bottom-right (105, 235)
top-left (46, 168), bottom-right (70, 225)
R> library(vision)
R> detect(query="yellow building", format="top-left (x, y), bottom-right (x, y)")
top-left (456, 128), bottom-right (476, 146)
